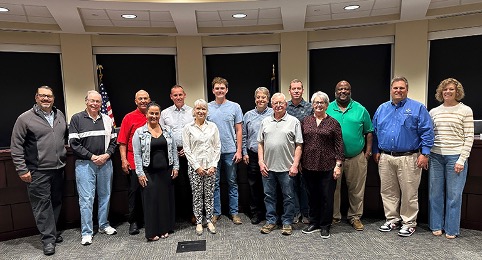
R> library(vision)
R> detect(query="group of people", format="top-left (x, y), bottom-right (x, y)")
top-left (10, 75), bottom-right (474, 256)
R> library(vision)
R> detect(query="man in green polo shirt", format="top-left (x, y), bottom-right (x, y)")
top-left (326, 80), bottom-right (373, 231)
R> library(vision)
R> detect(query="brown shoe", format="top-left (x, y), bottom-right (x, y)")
top-left (190, 215), bottom-right (197, 225)
top-left (260, 223), bottom-right (277, 234)
top-left (281, 224), bottom-right (292, 236)
top-left (352, 219), bottom-right (364, 231)
top-left (211, 215), bottom-right (220, 225)
top-left (232, 214), bottom-right (242, 225)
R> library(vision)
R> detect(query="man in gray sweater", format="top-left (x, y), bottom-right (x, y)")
top-left (10, 86), bottom-right (68, 256)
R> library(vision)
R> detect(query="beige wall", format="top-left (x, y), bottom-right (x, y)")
top-left (1, 15), bottom-right (482, 115)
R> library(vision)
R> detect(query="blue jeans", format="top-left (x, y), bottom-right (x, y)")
top-left (75, 159), bottom-right (113, 237)
top-left (213, 152), bottom-right (238, 216)
top-left (293, 173), bottom-right (310, 217)
top-left (429, 153), bottom-right (468, 236)
top-left (262, 171), bottom-right (295, 225)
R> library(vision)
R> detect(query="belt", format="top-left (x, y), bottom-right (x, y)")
top-left (379, 149), bottom-right (419, 156)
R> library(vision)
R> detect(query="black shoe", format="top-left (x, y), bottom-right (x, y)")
top-left (250, 215), bottom-right (262, 225)
top-left (320, 228), bottom-right (331, 239)
top-left (129, 222), bottom-right (140, 235)
top-left (55, 235), bottom-right (63, 243)
top-left (302, 224), bottom-right (321, 234)
top-left (43, 243), bottom-right (55, 256)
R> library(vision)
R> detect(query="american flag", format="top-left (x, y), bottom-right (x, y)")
top-left (100, 82), bottom-right (116, 127)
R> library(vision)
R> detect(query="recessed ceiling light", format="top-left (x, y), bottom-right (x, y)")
top-left (121, 14), bottom-right (137, 19)
top-left (0, 7), bottom-right (10, 12)
top-left (344, 5), bottom-right (360, 10)
top-left (232, 13), bottom-right (247, 19)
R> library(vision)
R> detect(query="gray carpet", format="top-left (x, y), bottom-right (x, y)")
top-left (2, 214), bottom-right (482, 260)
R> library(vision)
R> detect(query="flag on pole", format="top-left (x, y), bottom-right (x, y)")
top-left (270, 64), bottom-right (277, 94)
top-left (97, 64), bottom-right (116, 127)
top-left (100, 82), bottom-right (116, 127)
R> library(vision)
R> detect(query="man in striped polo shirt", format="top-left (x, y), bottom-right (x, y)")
top-left (69, 90), bottom-right (117, 246)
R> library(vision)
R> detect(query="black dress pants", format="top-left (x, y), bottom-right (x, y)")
top-left (303, 168), bottom-right (336, 228)
top-left (127, 169), bottom-right (144, 225)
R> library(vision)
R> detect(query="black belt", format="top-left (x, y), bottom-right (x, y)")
top-left (380, 149), bottom-right (419, 156)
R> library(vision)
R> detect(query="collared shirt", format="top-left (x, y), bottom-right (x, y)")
top-left (117, 109), bottom-right (147, 167)
top-left (242, 106), bottom-right (273, 155)
top-left (40, 109), bottom-right (54, 127)
top-left (327, 99), bottom-right (373, 158)
top-left (182, 120), bottom-right (221, 171)
top-left (258, 112), bottom-right (303, 172)
top-left (372, 98), bottom-right (434, 155)
top-left (160, 104), bottom-right (194, 148)
top-left (286, 99), bottom-right (313, 122)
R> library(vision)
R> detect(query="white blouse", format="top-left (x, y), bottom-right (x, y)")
top-left (182, 120), bottom-right (221, 171)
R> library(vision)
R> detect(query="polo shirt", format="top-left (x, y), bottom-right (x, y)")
top-left (327, 99), bottom-right (373, 158)
top-left (257, 112), bottom-right (303, 172)
top-left (117, 109), bottom-right (146, 166)
top-left (286, 99), bottom-right (313, 122)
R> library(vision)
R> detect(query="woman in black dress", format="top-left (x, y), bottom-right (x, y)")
top-left (133, 102), bottom-right (179, 241)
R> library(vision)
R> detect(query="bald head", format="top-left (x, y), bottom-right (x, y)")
top-left (334, 80), bottom-right (352, 106)
top-left (135, 89), bottom-right (151, 114)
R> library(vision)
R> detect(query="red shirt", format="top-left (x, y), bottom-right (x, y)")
top-left (117, 109), bottom-right (147, 167)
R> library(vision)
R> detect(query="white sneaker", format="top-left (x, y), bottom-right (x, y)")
top-left (81, 235), bottom-right (92, 245)
top-left (99, 226), bottom-right (117, 235)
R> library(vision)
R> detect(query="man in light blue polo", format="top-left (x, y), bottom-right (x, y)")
top-left (327, 80), bottom-right (373, 231)
top-left (207, 77), bottom-right (244, 225)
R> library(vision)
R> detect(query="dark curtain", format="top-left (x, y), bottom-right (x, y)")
top-left (309, 44), bottom-right (392, 116)
top-left (1, 52), bottom-right (64, 149)
top-left (428, 35), bottom-right (482, 119)
top-left (205, 52), bottom-right (279, 113)
top-left (95, 54), bottom-right (176, 125)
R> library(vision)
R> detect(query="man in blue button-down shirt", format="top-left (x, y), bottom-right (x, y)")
top-left (372, 76), bottom-right (434, 237)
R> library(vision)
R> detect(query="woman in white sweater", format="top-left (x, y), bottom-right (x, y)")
top-left (429, 78), bottom-right (474, 239)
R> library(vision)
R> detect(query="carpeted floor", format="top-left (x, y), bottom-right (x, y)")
top-left (2, 214), bottom-right (482, 260)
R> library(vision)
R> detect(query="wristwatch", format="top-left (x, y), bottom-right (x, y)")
top-left (422, 154), bottom-right (429, 158)
top-left (335, 162), bottom-right (342, 168)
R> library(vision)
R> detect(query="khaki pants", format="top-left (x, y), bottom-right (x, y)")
top-left (378, 153), bottom-right (422, 228)
top-left (333, 151), bottom-right (367, 222)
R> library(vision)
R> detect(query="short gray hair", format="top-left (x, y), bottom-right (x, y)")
top-left (85, 90), bottom-right (100, 101)
top-left (192, 99), bottom-right (208, 117)
top-left (311, 91), bottom-right (329, 104)
top-left (254, 87), bottom-right (270, 99)
top-left (271, 92), bottom-right (286, 103)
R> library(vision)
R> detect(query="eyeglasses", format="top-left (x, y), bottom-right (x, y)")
top-left (87, 99), bottom-right (102, 104)
top-left (272, 101), bottom-right (286, 106)
top-left (37, 94), bottom-right (54, 99)
top-left (313, 101), bottom-right (326, 105)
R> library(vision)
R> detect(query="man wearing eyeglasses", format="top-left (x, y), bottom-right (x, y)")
top-left (69, 90), bottom-right (117, 246)
top-left (327, 80), bottom-right (373, 231)
top-left (11, 86), bottom-right (68, 256)
top-left (258, 93), bottom-right (303, 236)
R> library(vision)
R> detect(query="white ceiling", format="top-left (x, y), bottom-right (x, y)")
top-left (0, 0), bottom-right (481, 36)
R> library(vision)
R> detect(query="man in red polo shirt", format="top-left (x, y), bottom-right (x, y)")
top-left (117, 90), bottom-right (150, 235)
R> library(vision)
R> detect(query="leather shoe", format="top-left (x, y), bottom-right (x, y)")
top-left (250, 215), bottom-right (261, 225)
top-left (55, 235), bottom-right (63, 243)
top-left (43, 243), bottom-right (55, 256)
top-left (129, 222), bottom-right (140, 235)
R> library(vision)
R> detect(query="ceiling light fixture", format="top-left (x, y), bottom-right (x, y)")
top-left (121, 14), bottom-right (137, 19)
top-left (344, 5), bottom-right (360, 10)
top-left (0, 7), bottom-right (10, 12)
top-left (232, 13), bottom-right (247, 19)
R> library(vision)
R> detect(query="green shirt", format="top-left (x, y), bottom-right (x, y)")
top-left (327, 99), bottom-right (373, 158)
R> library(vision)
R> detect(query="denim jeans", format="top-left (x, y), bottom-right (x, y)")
top-left (429, 153), bottom-right (468, 236)
top-left (293, 173), bottom-right (310, 217)
top-left (213, 152), bottom-right (238, 216)
top-left (75, 159), bottom-right (113, 237)
top-left (262, 171), bottom-right (295, 225)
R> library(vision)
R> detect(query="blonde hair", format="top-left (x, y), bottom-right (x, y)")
top-left (434, 78), bottom-right (465, 102)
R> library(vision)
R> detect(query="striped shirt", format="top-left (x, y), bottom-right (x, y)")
top-left (429, 102), bottom-right (474, 165)
top-left (69, 110), bottom-right (117, 160)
